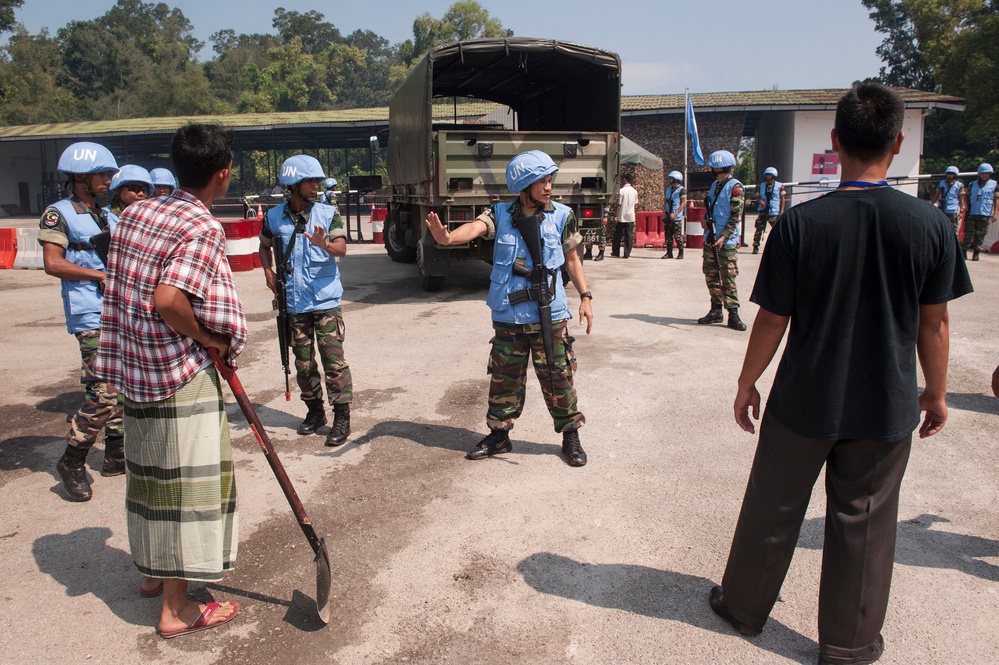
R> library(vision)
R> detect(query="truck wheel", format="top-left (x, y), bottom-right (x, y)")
top-left (385, 208), bottom-right (416, 263)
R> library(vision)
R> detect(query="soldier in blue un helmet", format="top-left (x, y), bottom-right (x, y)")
top-left (38, 141), bottom-right (125, 501)
top-left (752, 167), bottom-right (785, 254)
top-left (109, 164), bottom-right (153, 216)
top-left (424, 150), bottom-right (593, 467)
top-left (662, 170), bottom-right (686, 259)
top-left (962, 163), bottom-right (996, 260)
top-left (699, 149), bottom-right (747, 331)
top-left (258, 155), bottom-right (354, 446)
top-left (150, 168), bottom-right (178, 197)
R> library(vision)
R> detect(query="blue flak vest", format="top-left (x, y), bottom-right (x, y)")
top-left (758, 180), bottom-right (782, 216)
top-left (664, 185), bottom-right (685, 221)
top-left (937, 180), bottom-right (963, 214)
top-left (705, 177), bottom-right (742, 248)
top-left (51, 198), bottom-right (117, 334)
top-left (969, 178), bottom-right (996, 216)
top-left (487, 201), bottom-right (572, 325)
top-left (266, 202), bottom-right (343, 314)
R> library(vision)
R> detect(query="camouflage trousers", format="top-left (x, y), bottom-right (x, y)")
top-left (753, 213), bottom-right (775, 249)
top-left (665, 217), bottom-right (685, 250)
top-left (945, 212), bottom-right (961, 236)
top-left (290, 308), bottom-right (353, 405)
top-left (962, 214), bottom-right (990, 252)
top-left (67, 329), bottom-right (123, 450)
top-left (486, 320), bottom-right (585, 433)
top-left (703, 246), bottom-right (740, 310)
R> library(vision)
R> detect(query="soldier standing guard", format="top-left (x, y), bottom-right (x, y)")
top-left (661, 170), bottom-right (686, 259)
top-left (930, 165), bottom-right (965, 236)
top-left (962, 163), bottom-right (996, 261)
top-left (698, 149), bottom-right (747, 331)
top-left (424, 150), bottom-right (593, 467)
top-left (752, 167), bottom-right (785, 254)
top-left (38, 142), bottom-right (124, 501)
top-left (258, 155), bottom-right (354, 446)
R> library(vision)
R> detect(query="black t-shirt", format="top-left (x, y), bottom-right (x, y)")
top-left (752, 187), bottom-right (973, 441)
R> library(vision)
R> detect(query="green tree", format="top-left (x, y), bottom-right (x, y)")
top-left (205, 30), bottom-right (277, 110)
top-left (0, 27), bottom-right (80, 124)
top-left (238, 37), bottom-right (331, 112)
top-left (0, 0), bottom-right (23, 35)
top-left (272, 8), bottom-right (340, 55)
top-left (412, 1), bottom-right (511, 58)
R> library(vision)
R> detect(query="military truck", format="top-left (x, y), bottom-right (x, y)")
top-left (385, 37), bottom-right (621, 290)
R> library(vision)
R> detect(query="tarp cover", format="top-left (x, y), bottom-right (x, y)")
top-left (620, 136), bottom-right (663, 171)
top-left (390, 38), bottom-right (621, 187)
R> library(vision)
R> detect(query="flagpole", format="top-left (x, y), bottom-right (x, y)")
top-left (683, 89), bottom-right (689, 188)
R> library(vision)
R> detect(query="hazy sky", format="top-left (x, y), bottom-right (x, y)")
top-left (11, 0), bottom-right (886, 96)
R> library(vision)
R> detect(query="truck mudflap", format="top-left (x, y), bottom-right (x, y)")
top-left (418, 241), bottom-right (449, 292)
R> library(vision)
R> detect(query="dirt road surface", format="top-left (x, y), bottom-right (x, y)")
top-left (0, 239), bottom-right (996, 664)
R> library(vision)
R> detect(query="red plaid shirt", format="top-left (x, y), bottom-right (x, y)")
top-left (96, 190), bottom-right (247, 402)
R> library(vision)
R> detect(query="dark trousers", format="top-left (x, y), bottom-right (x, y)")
top-left (720, 412), bottom-right (911, 663)
top-left (612, 222), bottom-right (634, 257)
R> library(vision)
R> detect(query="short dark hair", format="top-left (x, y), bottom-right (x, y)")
top-left (171, 123), bottom-right (233, 189)
top-left (834, 82), bottom-right (905, 162)
top-left (621, 173), bottom-right (632, 184)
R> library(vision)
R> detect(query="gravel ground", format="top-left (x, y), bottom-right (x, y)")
top-left (0, 237), bottom-right (996, 665)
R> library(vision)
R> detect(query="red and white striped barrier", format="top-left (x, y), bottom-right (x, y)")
top-left (222, 219), bottom-right (261, 271)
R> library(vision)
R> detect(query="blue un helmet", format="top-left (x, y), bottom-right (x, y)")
top-left (110, 165), bottom-right (153, 195)
top-left (977, 163), bottom-right (993, 174)
top-left (945, 166), bottom-right (959, 176)
top-left (764, 167), bottom-right (778, 178)
top-left (506, 150), bottom-right (558, 194)
top-left (707, 150), bottom-right (736, 169)
top-left (150, 168), bottom-right (177, 190)
top-left (667, 170), bottom-right (683, 183)
top-left (279, 155), bottom-right (326, 186)
top-left (57, 141), bottom-right (119, 176)
top-left (323, 177), bottom-right (337, 189)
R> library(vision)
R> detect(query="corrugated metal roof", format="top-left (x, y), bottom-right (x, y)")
top-left (622, 88), bottom-right (964, 112)
top-left (0, 88), bottom-right (962, 141)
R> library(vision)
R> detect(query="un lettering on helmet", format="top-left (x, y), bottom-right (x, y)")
top-left (75, 148), bottom-right (98, 162)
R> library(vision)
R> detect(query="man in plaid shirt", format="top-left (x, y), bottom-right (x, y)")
top-left (96, 124), bottom-right (247, 639)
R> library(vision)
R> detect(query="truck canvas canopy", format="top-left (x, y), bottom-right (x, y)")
top-left (390, 38), bottom-right (622, 186)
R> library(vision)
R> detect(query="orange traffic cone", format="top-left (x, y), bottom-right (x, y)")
top-left (257, 204), bottom-right (263, 222)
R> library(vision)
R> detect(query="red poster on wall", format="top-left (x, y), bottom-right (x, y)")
top-left (812, 153), bottom-right (839, 176)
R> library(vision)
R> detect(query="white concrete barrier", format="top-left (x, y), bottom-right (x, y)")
top-left (12, 227), bottom-right (44, 269)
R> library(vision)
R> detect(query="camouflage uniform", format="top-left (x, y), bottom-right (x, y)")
top-left (486, 320), bottom-right (583, 432)
top-left (664, 186), bottom-right (686, 252)
top-left (703, 178), bottom-right (745, 310)
top-left (290, 307), bottom-right (353, 405)
top-left (68, 329), bottom-right (124, 449)
top-left (753, 181), bottom-right (785, 251)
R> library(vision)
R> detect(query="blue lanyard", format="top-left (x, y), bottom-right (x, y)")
top-left (838, 180), bottom-right (888, 188)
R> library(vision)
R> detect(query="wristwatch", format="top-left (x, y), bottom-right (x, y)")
top-left (579, 291), bottom-right (593, 300)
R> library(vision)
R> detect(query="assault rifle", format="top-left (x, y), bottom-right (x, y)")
top-left (703, 193), bottom-right (724, 290)
top-left (507, 213), bottom-right (559, 405)
top-left (272, 234), bottom-right (293, 401)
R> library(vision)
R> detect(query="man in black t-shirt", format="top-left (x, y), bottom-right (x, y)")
top-left (709, 83), bottom-right (972, 665)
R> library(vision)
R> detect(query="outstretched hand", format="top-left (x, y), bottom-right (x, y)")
top-left (304, 224), bottom-right (328, 247)
top-left (425, 212), bottom-right (451, 245)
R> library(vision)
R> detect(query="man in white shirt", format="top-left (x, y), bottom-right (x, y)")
top-left (612, 174), bottom-right (639, 258)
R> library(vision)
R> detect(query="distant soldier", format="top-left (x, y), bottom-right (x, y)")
top-left (38, 142), bottom-right (124, 501)
top-left (661, 170), bottom-right (686, 259)
top-left (259, 155), bottom-right (353, 446)
top-left (424, 150), bottom-right (593, 467)
top-left (930, 166), bottom-right (964, 235)
top-left (752, 167), bottom-right (785, 254)
top-left (962, 163), bottom-right (996, 260)
top-left (322, 177), bottom-right (339, 208)
top-left (150, 168), bottom-right (177, 197)
top-left (108, 165), bottom-right (152, 216)
top-left (698, 150), bottom-right (747, 331)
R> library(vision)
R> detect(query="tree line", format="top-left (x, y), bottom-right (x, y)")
top-left (864, 0), bottom-right (999, 172)
top-left (0, 0), bottom-right (510, 125)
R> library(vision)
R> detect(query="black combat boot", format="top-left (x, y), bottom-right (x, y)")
top-left (56, 445), bottom-right (92, 502)
top-left (697, 305), bottom-right (724, 325)
top-left (297, 400), bottom-right (327, 435)
top-left (561, 430), bottom-right (587, 467)
top-left (727, 308), bottom-right (747, 331)
top-left (752, 246), bottom-right (759, 255)
top-left (101, 435), bottom-right (125, 476)
top-left (583, 246), bottom-right (593, 260)
top-left (661, 249), bottom-right (674, 259)
top-left (466, 429), bottom-right (512, 460)
top-left (324, 403), bottom-right (351, 447)
top-left (677, 248), bottom-right (684, 259)
top-left (593, 249), bottom-right (604, 262)
top-left (973, 251), bottom-right (981, 261)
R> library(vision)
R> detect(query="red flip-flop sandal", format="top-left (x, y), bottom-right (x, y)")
top-left (157, 601), bottom-right (240, 639)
